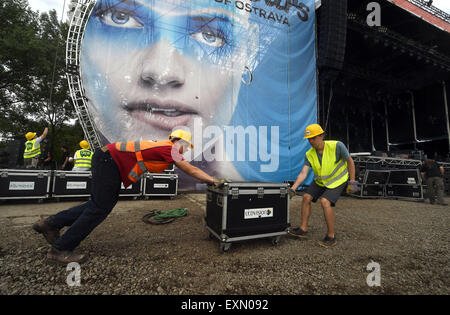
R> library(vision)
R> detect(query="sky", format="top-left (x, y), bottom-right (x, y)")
top-left (28, 0), bottom-right (450, 20)
top-left (28, 0), bottom-right (71, 20)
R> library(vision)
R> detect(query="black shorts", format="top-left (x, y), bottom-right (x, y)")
top-left (305, 180), bottom-right (347, 207)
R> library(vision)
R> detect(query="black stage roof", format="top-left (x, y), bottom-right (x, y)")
top-left (317, 0), bottom-right (450, 160)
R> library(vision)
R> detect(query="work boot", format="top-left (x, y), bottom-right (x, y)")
top-left (32, 218), bottom-right (60, 245)
top-left (46, 247), bottom-right (87, 265)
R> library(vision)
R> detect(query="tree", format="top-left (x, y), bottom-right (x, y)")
top-left (29, 9), bottom-right (77, 155)
top-left (0, 0), bottom-right (82, 167)
top-left (0, 0), bottom-right (41, 136)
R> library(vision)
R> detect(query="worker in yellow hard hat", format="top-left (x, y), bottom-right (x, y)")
top-left (288, 123), bottom-right (357, 248)
top-left (23, 127), bottom-right (48, 169)
top-left (72, 140), bottom-right (93, 171)
top-left (33, 129), bottom-right (230, 264)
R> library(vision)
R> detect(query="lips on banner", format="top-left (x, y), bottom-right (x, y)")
top-left (80, 0), bottom-right (318, 189)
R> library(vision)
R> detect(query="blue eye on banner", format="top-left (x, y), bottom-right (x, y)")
top-left (80, 0), bottom-right (318, 189)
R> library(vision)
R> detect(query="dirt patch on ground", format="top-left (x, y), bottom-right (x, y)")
top-left (0, 193), bottom-right (448, 295)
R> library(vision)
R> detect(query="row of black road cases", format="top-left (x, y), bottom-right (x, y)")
top-left (0, 169), bottom-right (178, 201)
top-left (205, 182), bottom-right (290, 252)
top-left (349, 169), bottom-right (424, 201)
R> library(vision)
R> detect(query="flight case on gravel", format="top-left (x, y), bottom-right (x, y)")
top-left (119, 180), bottom-right (142, 199)
top-left (361, 170), bottom-right (390, 198)
top-left (52, 170), bottom-right (91, 199)
top-left (386, 169), bottom-right (424, 201)
top-left (206, 182), bottom-right (290, 252)
top-left (0, 169), bottom-right (51, 202)
top-left (143, 173), bottom-right (178, 199)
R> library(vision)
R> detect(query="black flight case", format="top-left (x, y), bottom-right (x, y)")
top-left (52, 170), bottom-right (92, 200)
top-left (206, 182), bottom-right (290, 252)
top-left (0, 169), bottom-right (51, 202)
top-left (385, 169), bottom-right (424, 201)
top-left (143, 173), bottom-right (178, 199)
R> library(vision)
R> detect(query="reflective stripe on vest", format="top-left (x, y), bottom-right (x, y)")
top-left (115, 140), bottom-right (173, 183)
top-left (23, 139), bottom-right (41, 159)
top-left (306, 141), bottom-right (349, 188)
top-left (74, 149), bottom-right (93, 168)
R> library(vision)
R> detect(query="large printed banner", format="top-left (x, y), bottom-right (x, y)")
top-left (80, 0), bottom-right (318, 189)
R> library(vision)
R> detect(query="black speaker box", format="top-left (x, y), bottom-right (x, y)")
top-left (7, 138), bottom-right (25, 168)
top-left (317, 0), bottom-right (348, 80)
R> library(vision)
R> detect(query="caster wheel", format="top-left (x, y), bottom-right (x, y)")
top-left (220, 243), bottom-right (231, 253)
top-left (272, 236), bottom-right (280, 246)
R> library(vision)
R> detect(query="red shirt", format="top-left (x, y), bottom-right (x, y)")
top-left (107, 143), bottom-right (184, 188)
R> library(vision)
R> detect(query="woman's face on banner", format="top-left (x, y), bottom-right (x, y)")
top-left (81, 0), bottom-right (257, 143)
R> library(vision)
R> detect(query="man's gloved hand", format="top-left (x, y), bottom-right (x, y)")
top-left (213, 177), bottom-right (232, 188)
top-left (289, 188), bottom-right (296, 199)
top-left (346, 180), bottom-right (359, 194)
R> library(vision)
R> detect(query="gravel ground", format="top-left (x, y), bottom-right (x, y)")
top-left (0, 193), bottom-right (448, 295)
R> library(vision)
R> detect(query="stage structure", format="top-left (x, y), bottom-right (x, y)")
top-left (65, 0), bottom-right (101, 150)
top-left (65, 0), bottom-right (320, 190)
top-left (65, 0), bottom-right (450, 192)
top-left (316, 0), bottom-right (450, 158)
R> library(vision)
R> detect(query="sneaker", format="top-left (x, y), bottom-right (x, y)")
top-left (288, 227), bottom-right (308, 239)
top-left (32, 218), bottom-right (60, 245)
top-left (318, 235), bottom-right (337, 248)
top-left (46, 247), bottom-right (87, 265)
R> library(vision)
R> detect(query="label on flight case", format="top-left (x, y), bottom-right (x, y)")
top-left (9, 182), bottom-right (35, 190)
top-left (244, 208), bottom-right (274, 219)
top-left (66, 181), bottom-right (87, 190)
top-left (154, 183), bottom-right (169, 189)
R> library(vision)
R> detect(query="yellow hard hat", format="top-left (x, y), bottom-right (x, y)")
top-left (25, 132), bottom-right (36, 141)
top-left (169, 129), bottom-right (194, 148)
top-left (304, 124), bottom-right (325, 139)
top-left (79, 140), bottom-right (90, 149)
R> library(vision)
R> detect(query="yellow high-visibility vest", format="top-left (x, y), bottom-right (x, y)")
top-left (74, 149), bottom-right (93, 168)
top-left (23, 139), bottom-right (41, 159)
top-left (306, 141), bottom-right (349, 188)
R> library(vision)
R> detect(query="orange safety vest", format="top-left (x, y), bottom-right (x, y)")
top-left (115, 139), bottom-right (174, 183)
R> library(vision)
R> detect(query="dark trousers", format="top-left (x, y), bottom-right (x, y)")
top-left (426, 177), bottom-right (445, 204)
top-left (46, 149), bottom-right (121, 251)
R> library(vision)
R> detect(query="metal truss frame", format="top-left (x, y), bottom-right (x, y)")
top-left (65, 0), bottom-right (101, 150)
top-left (352, 155), bottom-right (450, 168)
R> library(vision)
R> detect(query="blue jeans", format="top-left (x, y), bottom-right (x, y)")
top-left (46, 149), bottom-right (121, 251)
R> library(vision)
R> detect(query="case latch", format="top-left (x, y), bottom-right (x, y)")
top-left (257, 187), bottom-right (264, 198)
top-left (280, 187), bottom-right (287, 198)
top-left (231, 187), bottom-right (239, 199)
